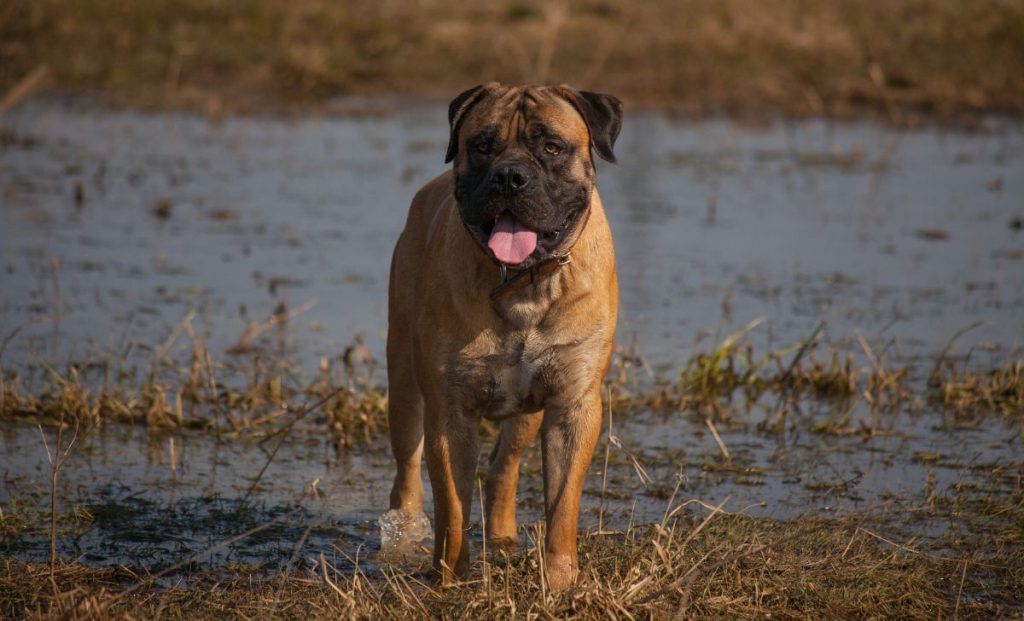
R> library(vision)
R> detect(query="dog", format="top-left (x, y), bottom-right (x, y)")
top-left (386, 83), bottom-right (622, 591)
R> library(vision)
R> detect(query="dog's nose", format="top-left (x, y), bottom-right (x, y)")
top-left (490, 163), bottom-right (531, 194)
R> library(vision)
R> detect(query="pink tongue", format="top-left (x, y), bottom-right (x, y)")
top-left (487, 213), bottom-right (538, 265)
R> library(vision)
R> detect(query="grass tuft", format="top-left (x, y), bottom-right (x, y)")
top-left (3, 324), bottom-right (1021, 446)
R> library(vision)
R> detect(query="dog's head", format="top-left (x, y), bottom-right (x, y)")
top-left (445, 83), bottom-right (623, 268)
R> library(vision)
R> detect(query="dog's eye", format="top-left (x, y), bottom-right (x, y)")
top-left (543, 143), bottom-right (562, 156)
top-left (476, 142), bottom-right (491, 155)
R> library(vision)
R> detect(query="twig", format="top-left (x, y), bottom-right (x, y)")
top-left (38, 412), bottom-right (79, 578)
top-left (478, 476), bottom-right (492, 606)
top-left (152, 311), bottom-right (196, 364)
top-left (285, 521), bottom-right (315, 574)
top-left (598, 383), bottom-right (613, 533)
top-left (608, 431), bottom-right (651, 488)
top-left (953, 559), bottom-right (969, 620)
top-left (705, 417), bottom-right (730, 461)
top-left (660, 471), bottom-right (686, 529)
top-left (855, 527), bottom-right (971, 564)
top-left (929, 321), bottom-right (985, 387)
top-left (678, 496), bottom-right (729, 553)
top-left (768, 321), bottom-right (826, 425)
top-left (0, 65), bottom-right (49, 115)
top-left (0, 325), bottom-right (24, 413)
top-left (320, 553), bottom-right (357, 607)
top-left (241, 386), bottom-right (346, 503)
top-left (532, 522), bottom-right (547, 600)
top-left (227, 299), bottom-right (318, 355)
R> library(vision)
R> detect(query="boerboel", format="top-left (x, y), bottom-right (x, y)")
top-left (387, 83), bottom-right (622, 591)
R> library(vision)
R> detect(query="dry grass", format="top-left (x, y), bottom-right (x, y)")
top-left (611, 322), bottom-right (924, 433)
top-left (2, 323), bottom-right (1021, 617)
top-left (2, 321), bottom-right (1020, 448)
top-left (2, 504), bottom-right (1021, 620)
top-left (0, 317), bottom-right (388, 450)
top-left (2, 0), bottom-right (1023, 119)
top-left (931, 359), bottom-right (1024, 420)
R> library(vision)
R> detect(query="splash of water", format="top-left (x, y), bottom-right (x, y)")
top-left (377, 508), bottom-right (432, 566)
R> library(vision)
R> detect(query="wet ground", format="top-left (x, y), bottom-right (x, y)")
top-left (1, 99), bottom-right (1022, 577)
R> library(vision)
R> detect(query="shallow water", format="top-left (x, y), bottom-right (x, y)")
top-left (2, 100), bottom-right (1022, 368)
top-left (1, 400), bottom-right (1019, 575)
top-left (1, 100), bottom-right (1022, 575)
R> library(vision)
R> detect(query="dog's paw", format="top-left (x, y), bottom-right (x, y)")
top-left (545, 553), bottom-right (577, 592)
top-left (487, 536), bottom-right (520, 553)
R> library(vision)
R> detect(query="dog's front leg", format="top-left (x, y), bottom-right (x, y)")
top-left (540, 388), bottom-right (602, 591)
top-left (424, 404), bottom-right (479, 584)
top-left (485, 410), bottom-right (544, 547)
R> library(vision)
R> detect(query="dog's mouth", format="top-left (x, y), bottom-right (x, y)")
top-left (476, 209), bottom-right (584, 267)
top-left (485, 213), bottom-right (538, 265)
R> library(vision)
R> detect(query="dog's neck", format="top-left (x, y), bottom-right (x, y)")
top-left (489, 254), bottom-right (572, 301)
top-left (442, 191), bottom-right (612, 332)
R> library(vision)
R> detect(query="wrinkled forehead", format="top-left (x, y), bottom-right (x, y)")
top-left (464, 86), bottom-right (589, 143)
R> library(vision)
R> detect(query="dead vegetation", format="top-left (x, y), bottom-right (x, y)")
top-left (1, 322), bottom-right (1021, 618)
top-left (2, 497), bottom-right (1022, 620)
top-left (2, 0), bottom-right (1023, 120)
top-left (2, 319), bottom-right (1020, 448)
top-left (2, 315), bottom-right (1021, 618)
top-left (931, 358), bottom-right (1024, 420)
top-left (0, 313), bottom-right (388, 449)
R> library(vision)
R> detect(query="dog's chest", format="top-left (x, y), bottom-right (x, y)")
top-left (449, 332), bottom-right (559, 419)
top-left (486, 355), bottom-right (544, 419)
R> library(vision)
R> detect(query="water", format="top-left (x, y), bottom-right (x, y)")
top-left (1, 99), bottom-right (1021, 575)
top-left (377, 509), bottom-right (432, 565)
top-left (2, 100), bottom-right (1021, 369)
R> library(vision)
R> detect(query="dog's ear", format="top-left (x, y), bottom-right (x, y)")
top-left (557, 87), bottom-right (623, 163)
top-left (444, 83), bottom-right (496, 164)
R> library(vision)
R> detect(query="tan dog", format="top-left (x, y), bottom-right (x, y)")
top-left (387, 83), bottom-right (623, 591)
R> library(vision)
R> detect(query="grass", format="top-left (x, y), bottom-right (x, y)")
top-left (0, 316), bottom-right (388, 449)
top-left (1, 320), bottom-right (1021, 618)
top-left (610, 321), bottom-right (973, 433)
top-left (2, 320), bottom-right (1020, 446)
top-left (931, 358), bottom-right (1024, 420)
top-left (2, 494), bottom-right (1022, 619)
top-left (2, 0), bottom-right (1023, 120)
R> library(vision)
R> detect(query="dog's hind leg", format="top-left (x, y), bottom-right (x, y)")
top-left (484, 410), bottom-right (543, 548)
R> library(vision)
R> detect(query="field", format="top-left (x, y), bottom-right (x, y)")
top-left (2, 0), bottom-right (1024, 119)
